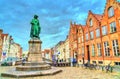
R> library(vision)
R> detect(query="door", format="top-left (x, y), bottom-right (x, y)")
top-left (86, 45), bottom-right (90, 62)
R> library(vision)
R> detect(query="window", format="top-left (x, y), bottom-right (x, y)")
top-left (102, 26), bottom-right (107, 35)
top-left (115, 62), bottom-right (120, 66)
top-left (90, 31), bottom-right (94, 39)
top-left (81, 36), bottom-right (84, 42)
top-left (98, 61), bottom-right (103, 64)
top-left (86, 33), bottom-right (88, 41)
top-left (110, 22), bottom-right (116, 33)
top-left (90, 19), bottom-right (93, 26)
top-left (112, 40), bottom-right (120, 56)
top-left (76, 29), bottom-right (78, 33)
top-left (92, 61), bottom-right (96, 64)
top-left (82, 46), bottom-right (84, 55)
top-left (97, 43), bottom-right (102, 56)
top-left (104, 41), bottom-right (110, 56)
top-left (92, 44), bottom-right (95, 56)
top-left (108, 7), bottom-right (114, 17)
top-left (78, 37), bottom-right (80, 43)
top-left (96, 29), bottom-right (100, 37)
top-left (79, 29), bottom-right (82, 33)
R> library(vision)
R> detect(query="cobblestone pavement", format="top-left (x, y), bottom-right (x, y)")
top-left (0, 66), bottom-right (119, 79)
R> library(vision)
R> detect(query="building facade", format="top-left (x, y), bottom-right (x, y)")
top-left (1, 34), bottom-right (11, 61)
top-left (52, 41), bottom-right (69, 63)
top-left (64, 36), bottom-right (70, 62)
top-left (0, 29), bottom-right (23, 61)
top-left (69, 0), bottom-right (120, 66)
top-left (68, 22), bottom-right (79, 64)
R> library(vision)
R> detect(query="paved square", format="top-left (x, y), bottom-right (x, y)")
top-left (0, 66), bottom-right (118, 79)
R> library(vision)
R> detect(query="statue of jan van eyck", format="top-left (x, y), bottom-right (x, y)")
top-left (30, 15), bottom-right (41, 39)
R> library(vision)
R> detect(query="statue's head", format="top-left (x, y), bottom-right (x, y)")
top-left (34, 15), bottom-right (38, 19)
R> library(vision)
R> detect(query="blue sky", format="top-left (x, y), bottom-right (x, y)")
top-left (0, 0), bottom-right (108, 51)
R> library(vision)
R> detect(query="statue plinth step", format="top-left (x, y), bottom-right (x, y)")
top-left (16, 64), bottom-right (51, 71)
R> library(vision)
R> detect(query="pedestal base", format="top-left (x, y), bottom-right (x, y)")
top-left (28, 53), bottom-right (42, 62)
top-left (16, 64), bottom-right (51, 71)
top-left (1, 39), bottom-right (62, 78)
top-left (1, 67), bottom-right (62, 78)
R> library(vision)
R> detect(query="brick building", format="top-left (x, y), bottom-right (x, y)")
top-left (68, 22), bottom-right (79, 64)
top-left (69, 0), bottom-right (120, 66)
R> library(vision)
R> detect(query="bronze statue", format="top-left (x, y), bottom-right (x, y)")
top-left (30, 15), bottom-right (41, 39)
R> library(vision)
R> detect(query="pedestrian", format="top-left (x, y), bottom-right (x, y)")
top-left (106, 64), bottom-right (110, 73)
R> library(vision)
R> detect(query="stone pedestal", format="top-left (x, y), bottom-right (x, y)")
top-left (1, 39), bottom-right (62, 78)
top-left (27, 39), bottom-right (42, 62)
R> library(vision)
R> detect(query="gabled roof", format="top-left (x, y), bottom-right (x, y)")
top-left (103, 0), bottom-right (120, 16)
top-left (79, 24), bottom-right (86, 31)
top-left (93, 14), bottom-right (103, 22)
top-left (89, 10), bottom-right (103, 23)
top-left (81, 25), bottom-right (89, 33)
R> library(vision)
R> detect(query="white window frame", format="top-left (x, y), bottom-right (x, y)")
top-left (108, 7), bottom-right (114, 17)
top-left (92, 44), bottom-right (95, 56)
top-left (97, 43), bottom-right (101, 56)
top-left (112, 40), bottom-right (120, 56)
top-left (90, 19), bottom-right (93, 26)
top-left (90, 31), bottom-right (94, 40)
top-left (110, 21), bottom-right (116, 33)
top-left (96, 29), bottom-right (100, 37)
top-left (104, 41), bottom-right (110, 56)
top-left (102, 26), bottom-right (107, 35)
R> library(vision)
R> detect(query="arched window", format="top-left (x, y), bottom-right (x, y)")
top-left (108, 7), bottom-right (114, 17)
top-left (89, 19), bottom-right (93, 26)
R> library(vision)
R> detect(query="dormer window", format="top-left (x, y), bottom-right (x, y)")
top-left (108, 6), bottom-right (114, 17)
top-left (89, 19), bottom-right (93, 26)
